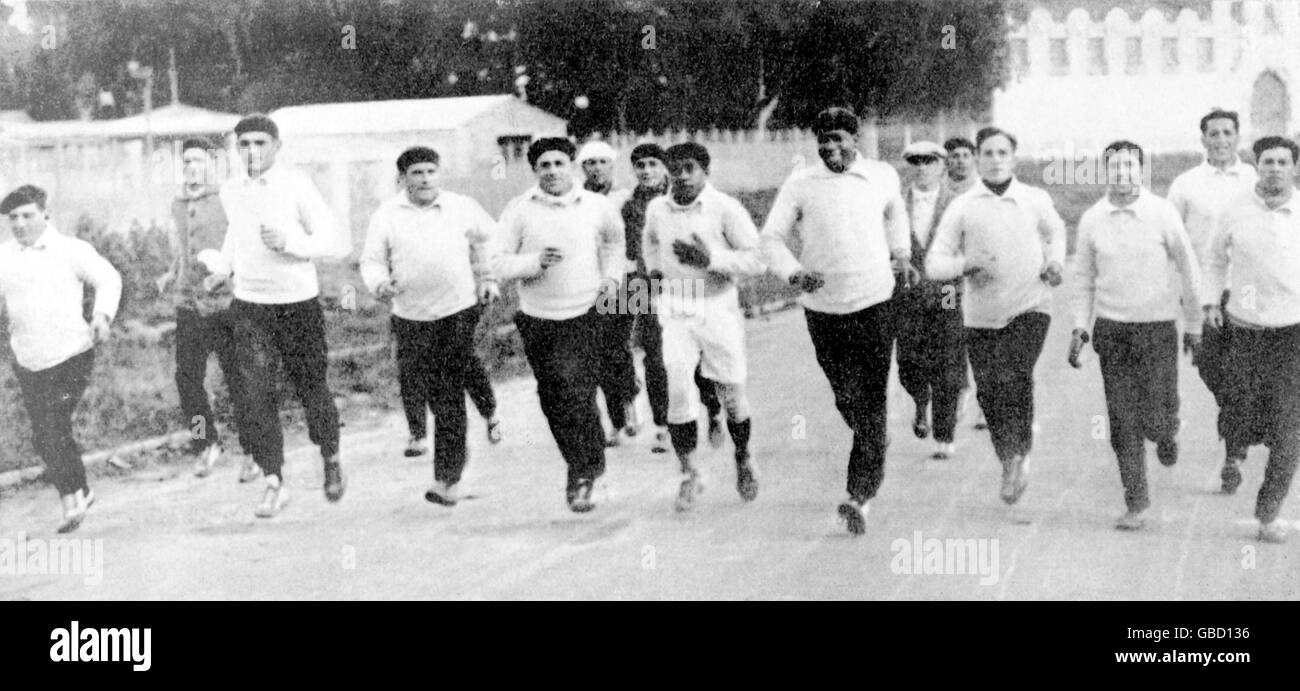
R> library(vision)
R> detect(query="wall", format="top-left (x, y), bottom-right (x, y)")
top-left (996, 0), bottom-right (1300, 156)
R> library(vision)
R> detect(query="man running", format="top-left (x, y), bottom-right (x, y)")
top-left (1068, 141), bottom-right (1201, 531)
top-left (360, 146), bottom-right (500, 506)
top-left (926, 126), bottom-right (1066, 507)
top-left (1202, 136), bottom-right (1300, 543)
top-left (617, 142), bottom-right (724, 455)
top-left (761, 107), bottom-right (914, 534)
top-left (155, 137), bottom-right (254, 481)
top-left (896, 140), bottom-right (964, 460)
top-left (578, 140), bottom-right (643, 446)
top-left (208, 113), bottom-right (351, 518)
top-left (494, 137), bottom-right (624, 512)
top-left (1167, 109), bottom-right (1259, 494)
top-left (0, 185), bottom-right (121, 532)
top-left (644, 142), bottom-right (764, 511)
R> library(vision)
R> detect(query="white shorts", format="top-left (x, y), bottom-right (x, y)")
top-left (659, 290), bottom-right (747, 424)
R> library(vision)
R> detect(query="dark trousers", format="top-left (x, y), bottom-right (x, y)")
top-left (597, 309), bottom-right (640, 429)
top-left (16, 349), bottom-right (94, 497)
top-left (966, 311), bottom-right (1050, 463)
top-left (1219, 322), bottom-right (1300, 524)
top-left (1195, 290), bottom-right (1247, 456)
top-left (393, 307), bottom-right (484, 484)
top-left (515, 308), bottom-right (606, 484)
top-left (896, 299), bottom-right (966, 443)
top-left (463, 348), bottom-right (497, 421)
top-left (174, 307), bottom-right (248, 453)
top-left (1092, 319), bottom-right (1179, 512)
top-left (230, 298), bottom-right (340, 478)
top-left (804, 301), bottom-right (895, 501)
top-left (636, 307), bottom-right (720, 428)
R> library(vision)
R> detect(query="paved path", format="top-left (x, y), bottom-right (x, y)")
top-left (2, 292), bottom-right (1297, 600)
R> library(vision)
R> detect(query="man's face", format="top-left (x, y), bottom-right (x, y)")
top-left (1256, 147), bottom-right (1297, 195)
top-left (1106, 149), bottom-right (1143, 188)
top-left (633, 157), bottom-right (667, 189)
top-left (402, 161), bottom-right (440, 204)
top-left (8, 202), bottom-right (48, 246)
top-left (182, 148), bottom-right (212, 186)
top-left (817, 129), bottom-right (858, 173)
top-left (534, 150), bottom-right (575, 196)
top-left (668, 158), bottom-right (707, 202)
top-left (978, 135), bottom-right (1016, 183)
top-left (236, 132), bottom-right (280, 176)
top-left (1202, 117), bottom-right (1239, 162)
top-left (908, 156), bottom-right (945, 188)
top-left (581, 157), bottom-right (613, 187)
top-left (947, 147), bottom-right (975, 181)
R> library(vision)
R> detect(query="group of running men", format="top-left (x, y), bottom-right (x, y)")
top-left (2, 105), bottom-right (1298, 543)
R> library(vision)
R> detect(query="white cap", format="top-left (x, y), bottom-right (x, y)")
top-left (577, 140), bottom-right (617, 163)
top-left (902, 140), bottom-right (946, 162)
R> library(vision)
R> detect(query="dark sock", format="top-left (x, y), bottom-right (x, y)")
top-left (667, 422), bottom-right (698, 470)
top-left (728, 417), bottom-right (751, 460)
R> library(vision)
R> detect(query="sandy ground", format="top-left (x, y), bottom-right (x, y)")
top-left (2, 294), bottom-right (1297, 600)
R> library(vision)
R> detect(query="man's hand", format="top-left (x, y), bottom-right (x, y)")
top-left (965, 264), bottom-right (992, 289)
top-left (1040, 261), bottom-right (1063, 287)
top-left (597, 277), bottom-right (620, 303)
top-left (202, 273), bottom-right (230, 294)
top-left (1204, 304), bottom-right (1224, 329)
top-left (1067, 328), bottom-right (1090, 369)
top-left (1183, 332), bottom-right (1202, 359)
top-left (91, 313), bottom-right (112, 345)
top-left (375, 280), bottom-right (401, 300)
top-left (788, 270), bottom-right (825, 294)
top-left (672, 233), bottom-right (711, 269)
top-left (478, 281), bottom-right (500, 305)
top-left (892, 256), bottom-right (921, 289)
top-left (260, 224), bottom-right (287, 252)
top-left (155, 271), bottom-right (174, 294)
top-left (540, 247), bottom-right (565, 269)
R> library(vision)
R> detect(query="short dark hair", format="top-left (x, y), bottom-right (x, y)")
top-left (664, 142), bottom-right (711, 172)
top-left (527, 137), bottom-right (576, 168)
top-left (943, 137), bottom-right (976, 155)
top-left (1102, 140), bottom-right (1145, 166)
top-left (1252, 136), bottom-right (1299, 163)
top-left (976, 126), bottom-right (1018, 152)
top-left (630, 142), bottom-right (667, 164)
top-left (812, 107), bottom-right (859, 137)
top-left (180, 137), bottom-right (216, 154)
top-left (234, 113), bottom-right (279, 140)
top-left (1199, 109), bottom-right (1239, 135)
top-left (396, 146), bottom-right (440, 174)
top-left (1, 184), bottom-right (47, 214)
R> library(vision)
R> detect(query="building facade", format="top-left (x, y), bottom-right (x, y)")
top-left (994, 0), bottom-right (1300, 155)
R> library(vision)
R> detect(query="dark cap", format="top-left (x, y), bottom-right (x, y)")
top-left (234, 113), bottom-right (279, 140)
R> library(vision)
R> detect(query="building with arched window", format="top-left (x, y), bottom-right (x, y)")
top-left (994, 0), bottom-right (1299, 155)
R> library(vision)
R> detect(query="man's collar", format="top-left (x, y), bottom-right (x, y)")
top-left (179, 184), bottom-right (220, 201)
top-left (1098, 188), bottom-right (1147, 216)
top-left (18, 226), bottom-right (55, 250)
top-left (807, 154), bottom-right (873, 181)
top-left (239, 165), bottom-right (283, 186)
top-left (528, 184), bottom-right (582, 207)
top-left (971, 177), bottom-right (1022, 199)
top-left (666, 184), bottom-right (715, 211)
top-left (1252, 188), bottom-right (1299, 213)
top-left (397, 190), bottom-right (443, 210)
top-left (911, 185), bottom-right (940, 199)
top-left (1201, 158), bottom-right (1250, 176)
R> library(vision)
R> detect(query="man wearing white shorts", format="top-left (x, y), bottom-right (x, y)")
top-left (644, 142), bottom-right (764, 511)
